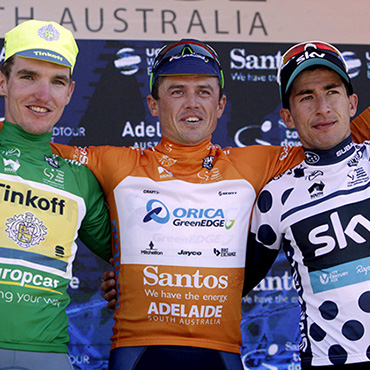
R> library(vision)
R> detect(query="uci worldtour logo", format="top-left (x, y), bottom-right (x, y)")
top-left (114, 47), bottom-right (141, 76)
top-left (143, 199), bottom-right (235, 229)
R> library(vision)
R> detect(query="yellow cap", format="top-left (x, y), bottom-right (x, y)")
top-left (4, 20), bottom-right (79, 73)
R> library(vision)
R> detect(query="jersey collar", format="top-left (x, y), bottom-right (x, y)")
top-left (303, 135), bottom-right (355, 166)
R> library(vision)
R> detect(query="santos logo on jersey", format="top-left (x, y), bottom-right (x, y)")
top-left (290, 199), bottom-right (370, 271)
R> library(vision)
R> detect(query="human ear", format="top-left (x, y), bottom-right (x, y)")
top-left (147, 94), bottom-right (159, 117)
top-left (280, 107), bottom-right (295, 129)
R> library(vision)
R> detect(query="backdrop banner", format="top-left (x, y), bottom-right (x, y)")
top-left (0, 0), bottom-right (369, 44)
top-left (0, 6), bottom-right (370, 370)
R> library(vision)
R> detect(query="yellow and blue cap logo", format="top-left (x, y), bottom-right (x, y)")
top-left (4, 20), bottom-right (78, 73)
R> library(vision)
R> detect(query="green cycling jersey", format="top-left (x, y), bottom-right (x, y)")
top-left (0, 121), bottom-right (111, 353)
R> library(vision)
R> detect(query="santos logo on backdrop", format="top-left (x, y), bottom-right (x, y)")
top-left (229, 47), bottom-right (362, 82)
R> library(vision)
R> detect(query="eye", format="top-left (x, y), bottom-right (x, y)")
top-left (171, 89), bottom-right (183, 96)
top-left (53, 79), bottom-right (67, 86)
top-left (299, 95), bottom-right (312, 102)
top-left (328, 89), bottom-right (339, 95)
top-left (199, 89), bottom-right (211, 96)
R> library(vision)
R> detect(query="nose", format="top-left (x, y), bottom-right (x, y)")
top-left (33, 79), bottom-right (51, 101)
top-left (315, 94), bottom-right (331, 115)
top-left (184, 91), bottom-right (200, 109)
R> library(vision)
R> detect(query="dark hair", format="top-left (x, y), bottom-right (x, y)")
top-left (0, 55), bottom-right (15, 80)
top-left (151, 76), bottom-right (224, 102)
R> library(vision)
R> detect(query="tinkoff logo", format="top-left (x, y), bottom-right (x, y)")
top-left (5, 212), bottom-right (47, 248)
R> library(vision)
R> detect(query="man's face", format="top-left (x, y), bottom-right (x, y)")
top-left (147, 75), bottom-right (226, 146)
top-left (280, 68), bottom-right (357, 150)
top-left (0, 56), bottom-right (75, 135)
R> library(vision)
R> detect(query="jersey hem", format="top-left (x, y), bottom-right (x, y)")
top-left (110, 339), bottom-right (240, 354)
top-left (0, 342), bottom-right (68, 354)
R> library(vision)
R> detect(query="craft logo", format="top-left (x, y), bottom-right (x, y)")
top-left (5, 212), bottom-right (47, 249)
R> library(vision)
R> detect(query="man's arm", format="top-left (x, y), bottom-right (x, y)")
top-left (51, 142), bottom-right (77, 160)
top-left (72, 162), bottom-right (112, 261)
top-left (243, 231), bottom-right (279, 296)
top-left (351, 107), bottom-right (370, 143)
top-left (243, 184), bottom-right (286, 296)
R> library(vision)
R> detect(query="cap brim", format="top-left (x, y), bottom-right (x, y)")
top-left (16, 49), bottom-right (72, 68)
top-left (285, 59), bottom-right (351, 95)
top-left (156, 57), bottom-right (220, 78)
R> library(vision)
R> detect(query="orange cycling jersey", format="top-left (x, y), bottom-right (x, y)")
top-left (51, 107), bottom-right (370, 354)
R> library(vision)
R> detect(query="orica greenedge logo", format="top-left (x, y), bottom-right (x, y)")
top-left (143, 199), bottom-right (235, 229)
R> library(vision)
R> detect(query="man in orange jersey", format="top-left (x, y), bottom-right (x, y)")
top-left (52, 39), bottom-right (370, 370)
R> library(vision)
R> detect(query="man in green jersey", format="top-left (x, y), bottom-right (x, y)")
top-left (0, 20), bottom-right (111, 370)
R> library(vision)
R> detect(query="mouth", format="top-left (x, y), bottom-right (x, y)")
top-left (313, 121), bottom-right (335, 130)
top-left (183, 116), bottom-right (202, 124)
top-left (28, 105), bottom-right (49, 113)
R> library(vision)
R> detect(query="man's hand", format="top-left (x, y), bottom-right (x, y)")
top-left (101, 258), bottom-right (117, 309)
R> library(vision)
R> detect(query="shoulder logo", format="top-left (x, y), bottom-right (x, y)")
top-left (3, 158), bottom-right (20, 172)
top-left (38, 24), bottom-right (60, 42)
top-left (44, 155), bottom-right (59, 168)
top-left (202, 155), bottom-right (214, 170)
top-left (305, 151), bottom-right (320, 164)
top-left (158, 166), bottom-right (173, 179)
top-left (5, 212), bottom-right (47, 248)
top-left (308, 181), bottom-right (325, 199)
